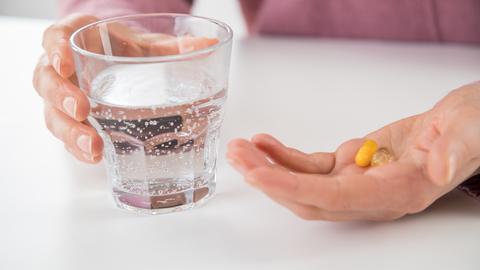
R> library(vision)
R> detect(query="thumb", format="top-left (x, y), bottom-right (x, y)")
top-left (427, 110), bottom-right (480, 186)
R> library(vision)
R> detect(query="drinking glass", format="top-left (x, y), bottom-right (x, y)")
top-left (70, 13), bottom-right (233, 214)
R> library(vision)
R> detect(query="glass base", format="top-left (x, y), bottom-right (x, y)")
top-left (112, 181), bottom-right (215, 215)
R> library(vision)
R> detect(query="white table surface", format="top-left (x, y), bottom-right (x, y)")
top-left (1, 16), bottom-right (480, 270)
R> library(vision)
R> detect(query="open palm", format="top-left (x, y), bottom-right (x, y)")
top-left (227, 83), bottom-right (480, 221)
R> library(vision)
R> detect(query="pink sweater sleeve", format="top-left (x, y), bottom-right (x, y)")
top-left (59, 0), bottom-right (192, 19)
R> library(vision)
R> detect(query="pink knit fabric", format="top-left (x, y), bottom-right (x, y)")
top-left (60, 0), bottom-right (480, 44)
top-left (59, 0), bottom-right (191, 19)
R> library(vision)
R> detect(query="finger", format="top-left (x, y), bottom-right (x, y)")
top-left (333, 138), bottom-right (365, 168)
top-left (142, 35), bottom-right (219, 55)
top-left (44, 104), bottom-right (103, 162)
top-left (106, 22), bottom-right (145, 57)
top-left (33, 54), bottom-right (90, 121)
top-left (176, 36), bottom-right (219, 54)
top-left (246, 163), bottom-right (431, 212)
top-left (427, 106), bottom-right (480, 186)
top-left (42, 13), bottom-right (98, 77)
top-left (137, 34), bottom-right (180, 55)
top-left (227, 139), bottom-right (273, 174)
top-left (65, 144), bottom-right (102, 164)
top-left (251, 134), bottom-right (335, 174)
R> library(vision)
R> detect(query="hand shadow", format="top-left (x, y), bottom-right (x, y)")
top-left (416, 189), bottom-right (480, 220)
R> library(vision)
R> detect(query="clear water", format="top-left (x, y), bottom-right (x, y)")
top-left (88, 64), bottom-right (226, 214)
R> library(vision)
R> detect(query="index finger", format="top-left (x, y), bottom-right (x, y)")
top-left (251, 133), bottom-right (335, 174)
top-left (42, 13), bottom-right (98, 78)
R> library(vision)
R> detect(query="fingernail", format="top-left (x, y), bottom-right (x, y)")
top-left (82, 153), bottom-right (95, 162)
top-left (261, 135), bottom-right (279, 146)
top-left (227, 156), bottom-right (246, 175)
top-left (77, 134), bottom-right (92, 154)
top-left (52, 53), bottom-right (62, 75)
top-left (447, 154), bottom-right (456, 184)
top-left (63, 97), bottom-right (77, 119)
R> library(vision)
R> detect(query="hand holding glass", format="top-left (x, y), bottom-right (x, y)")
top-left (70, 14), bottom-right (233, 214)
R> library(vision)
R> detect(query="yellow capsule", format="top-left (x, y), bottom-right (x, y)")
top-left (371, 147), bottom-right (394, 166)
top-left (355, 139), bottom-right (378, 167)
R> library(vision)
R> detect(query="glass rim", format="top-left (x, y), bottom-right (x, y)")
top-left (70, 13), bottom-right (233, 63)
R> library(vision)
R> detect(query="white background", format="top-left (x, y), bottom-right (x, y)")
top-left (0, 0), bottom-right (57, 18)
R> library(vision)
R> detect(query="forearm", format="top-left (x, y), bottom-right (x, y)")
top-left (59, 0), bottom-right (192, 18)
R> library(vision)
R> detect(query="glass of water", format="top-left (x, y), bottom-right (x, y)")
top-left (70, 14), bottom-right (233, 214)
